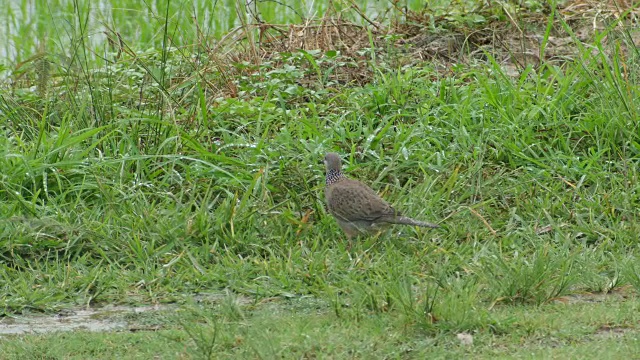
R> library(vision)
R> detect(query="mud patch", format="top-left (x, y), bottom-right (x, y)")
top-left (0, 304), bottom-right (174, 336)
top-left (594, 324), bottom-right (634, 338)
top-left (551, 287), bottom-right (634, 304)
top-left (0, 292), bottom-right (256, 336)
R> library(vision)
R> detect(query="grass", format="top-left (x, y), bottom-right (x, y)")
top-left (3, 293), bottom-right (640, 358)
top-left (2, 0), bottom-right (640, 358)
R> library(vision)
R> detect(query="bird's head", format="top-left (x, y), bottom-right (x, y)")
top-left (324, 152), bottom-right (342, 172)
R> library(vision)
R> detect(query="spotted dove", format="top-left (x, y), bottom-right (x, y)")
top-left (324, 152), bottom-right (438, 239)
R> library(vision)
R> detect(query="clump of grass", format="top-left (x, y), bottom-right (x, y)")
top-left (477, 245), bottom-right (578, 306)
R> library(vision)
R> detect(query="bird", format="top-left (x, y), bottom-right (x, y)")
top-left (323, 152), bottom-right (438, 239)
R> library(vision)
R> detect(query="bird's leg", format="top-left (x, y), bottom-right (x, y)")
top-left (345, 234), bottom-right (355, 260)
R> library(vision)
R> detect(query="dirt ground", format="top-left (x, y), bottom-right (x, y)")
top-left (206, 0), bottom-right (640, 91)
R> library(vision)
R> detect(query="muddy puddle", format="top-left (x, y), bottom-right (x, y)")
top-left (0, 304), bottom-right (175, 336)
top-left (0, 292), bottom-right (253, 336)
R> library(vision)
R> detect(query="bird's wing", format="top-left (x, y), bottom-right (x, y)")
top-left (327, 180), bottom-right (399, 222)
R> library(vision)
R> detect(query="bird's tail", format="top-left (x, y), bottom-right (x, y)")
top-left (394, 216), bottom-right (439, 228)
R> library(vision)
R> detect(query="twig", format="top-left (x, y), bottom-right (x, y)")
top-left (469, 207), bottom-right (497, 236)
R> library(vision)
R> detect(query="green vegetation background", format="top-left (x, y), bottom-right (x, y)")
top-left (1, 0), bottom-right (640, 358)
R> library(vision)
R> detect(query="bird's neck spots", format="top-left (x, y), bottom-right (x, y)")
top-left (326, 169), bottom-right (344, 185)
